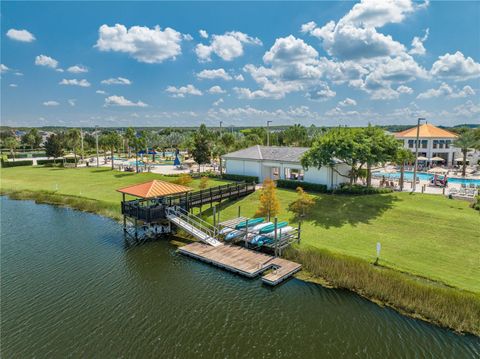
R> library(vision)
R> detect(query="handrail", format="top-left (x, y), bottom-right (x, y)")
top-left (166, 206), bottom-right (217, 238)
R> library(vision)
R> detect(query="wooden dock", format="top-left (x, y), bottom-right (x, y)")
top-left (178, 242), bottom-right (301, 286)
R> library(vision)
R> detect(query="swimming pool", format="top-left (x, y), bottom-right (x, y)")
top-left (373, 171), bottom-right (480, 186)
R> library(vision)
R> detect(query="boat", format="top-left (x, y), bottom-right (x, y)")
top-left (219, 227), bottom-right (234, 235)
top-left (225, 230), bottom-right (244, 241)
top-left (250, 221), bottom-right (273, 232)
top-left (235, 217), bottom-right (264, 229)
top-left (252, 226), bottom-right (294, 245)
top-left (258, 221), bottom-right (288, 234)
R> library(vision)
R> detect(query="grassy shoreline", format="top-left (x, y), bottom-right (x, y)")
top-left (1, 187), bottom-right (479, 336)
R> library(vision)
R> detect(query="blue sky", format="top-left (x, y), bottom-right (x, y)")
top-left (1, 0), bottom-right (479, 127)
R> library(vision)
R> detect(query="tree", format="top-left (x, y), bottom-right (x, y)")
top-left (454, 130), bottom-right (479, 177)
top-left (395, 148), bottom-right (415, 191)
top-left (301, 128), bottom-right (364, 185)
top-left (192, 124), bottom-right (211, 172)
top-left (175, 173), bottom-right (193, 186)
top-left (255, 178), bottom-right (280, 220)
top-left (288, 187), bottom-right (315, 220)
top-left (124, 127), bottom-right (136, 158)
top-left (44, 134), bottom-right (64, 163)
top-left (22, 129), bottom-right (42, 150)
top-left (104, 131), bottom-right (122, 170)
top-left (66, 128), bottom-right (81, 167)
top-left (284, 124), bottom-right (309, 147)
top-left (362, 125), bottom-right (400, 186)
top-left (3, 137), bottom-right (19, 161)
top-left (132, 135), bottom-right (147, 173)
top-left (199, 176), bottom-right (209, 190)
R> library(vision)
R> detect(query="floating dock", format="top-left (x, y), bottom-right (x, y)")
top-left (178, 242), bottom-right (301, 286)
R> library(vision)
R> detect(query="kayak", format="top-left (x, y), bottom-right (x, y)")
top-left (258, 221), bottom-right (288, 234)
top-left (250, 221), bottom-right (273, 232)
top-left (235, 217), bottom-right (264, 229)
top-left (219, 227), bottom-right (234, 235)
top-left (225, 229), bottom-right (244, 241)
top-left (252, 226), bottom-right (294, 245)
top-left (262, 226), bottom-right (294, 238)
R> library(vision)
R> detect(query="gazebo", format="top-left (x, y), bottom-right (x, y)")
top-left (117, 179), bottom-right (192, 200)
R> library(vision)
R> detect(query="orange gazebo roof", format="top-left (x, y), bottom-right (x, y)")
top-left (117, 180), bottom-right (193, 199)
top-left (394, 123), bottom-right (458, 139)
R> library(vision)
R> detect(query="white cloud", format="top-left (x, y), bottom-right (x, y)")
top-left (165, 84), bottom-right (202, 97)
top-left (199, 29), bottom-right (208, 39)
top-left (452, 100), bottom-right (480, 117)
top-left (101, 77), bottom-right (132, 85)
top-left (417, 82), bottom-right (476, 99)
top-left (195, 31), bottom-right (262, 62)
top-left (68, 99), bottom-right (76, 106)
top-left (35, 55), bottom-right (59, 69)
top-left (213, 98), bottom-right (224, 106)
top-left (0, 64), bottom-right (10, 73)
top-left (6, 28), bottom-right (35, 42)
top-left (208, 85), bottom-right (226, 94)
top-left (306, 84), bottom-right (336, 101)
top-left (235, 74), bottom-right (244, 81)
top-left (14, 72), bottom-right (24, 76)
top-left (67, 65), bottom-right (88, 73)
top-left (409, 28), bottom-right (429, 56)
top-left (104, 95), bottom-right (148, 107)
top-left (338, 98), bottom-right (357, 106)
top-left (43, 100), bottom-right (59, 106)
top-left (9, 84), bottom-right (18, 88)
top-left (397, 85), bottom-right (413, 94)
top-left (59, 79), bottom-right (91, 87)
top-left (96, 90), bottom-right (107, 94)
top-left (183, 34), bottom-right (193, 41)
top-left (430, 51), bottom-right (480, 81)
top-left (95, 24), bottom-right (184, 63)
top-left (197, 68), bottom-right (232, 80)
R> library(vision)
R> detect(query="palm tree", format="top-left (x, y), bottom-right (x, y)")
top-left (124, 127), bottom-right (136, 158)
top-left (454, 130), bottom-right (479, 177)
top-left (395, 148), bottom-right (415, 191)
top-left (66, 128), bottom-right (81, 167)
top-left (104, 131), bottom-right (122, 170)
top-left (133, 135), bottom-right (147, 173)
top-left (4, 137), bottom-right (19, 161)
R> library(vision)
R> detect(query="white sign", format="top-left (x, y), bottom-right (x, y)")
top-left (376, 242), bottom-right (381, 257)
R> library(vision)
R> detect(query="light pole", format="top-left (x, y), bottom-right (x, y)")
top-left (219, 121), bottom-right (223, 132)
top-left (412, 117), bottom-right (426, 192)
top-left (95, 125), bottom-right (99, 167)
top-left (266, 120), bottom-right (272, 146)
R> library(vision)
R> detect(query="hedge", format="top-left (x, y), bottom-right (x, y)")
top-left (1, 160), bottom-right (33, 167)
top-left (276, 179), bottom-right (328, 193)
top-left (222, 173), bottom-right (259, 183)
top-left (333, 184), bottom-right (393, 195)
top-left (37, 158), bottom-right (77, 165)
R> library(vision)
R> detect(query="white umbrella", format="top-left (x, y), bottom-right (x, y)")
top-left (454, 158), bottom-right (468, 162)
top-left (417, 156), bottom-right (428, 161)
top-left (430, 156), bottom-right (445, 162)
top-left (428, 167), bottom-right (448, 174)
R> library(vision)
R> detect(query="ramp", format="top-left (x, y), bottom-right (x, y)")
top-left (166, 206), bottom-right (222, 247)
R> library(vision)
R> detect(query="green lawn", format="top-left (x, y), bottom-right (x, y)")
top-left (1, 166), bottom-right (479, 293)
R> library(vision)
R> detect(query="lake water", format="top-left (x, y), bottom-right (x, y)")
top-left (1, 197), bottom-right (478, 358)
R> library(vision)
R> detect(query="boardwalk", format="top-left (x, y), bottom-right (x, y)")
top-left (178, 242), bottom-right (301, 286)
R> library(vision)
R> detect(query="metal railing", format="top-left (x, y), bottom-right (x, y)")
top-left (166, 206), bottom-right (217, 239)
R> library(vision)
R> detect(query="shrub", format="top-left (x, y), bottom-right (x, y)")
top-left (0, 159), bottom-right (33, 167)
top-left (334, 184), bottom-right (393, 195)
top-left (37, 159), bottom-right (57, 165)
top-left (222, 173), bottom-right (259, 183)
top-left (277, 179), bottom-right (328, 193)
top-left (175, 173), bottom-right (193, 186)
top-left (199, 176), bottom-right (209, 190)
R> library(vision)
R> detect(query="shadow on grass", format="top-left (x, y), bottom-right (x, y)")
top-left (305, 193), bottom-right (400, 229)
top-left (114, 172), bottom-right (137, 178)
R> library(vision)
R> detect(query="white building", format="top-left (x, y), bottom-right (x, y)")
top-left (222, 145), bottom-right (350, 189)
top-left (394, 123), bottom-right (461, 166)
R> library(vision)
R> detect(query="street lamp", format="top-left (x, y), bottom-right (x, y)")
top-left (95, 125), bottom-right (99, 168)
top-left (219, 121), bottom-right (223, 132)
top-left (80, 128), bottom-right (84, 161)
top-left (412, 117), bottom-right (426, 192)
top-left (266, 120), bottom-right (272, 146)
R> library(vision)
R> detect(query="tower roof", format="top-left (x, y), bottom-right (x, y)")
top-left (395, 123), bottom-right (458, 138)
top-left (117, 180), bottom-right (193, 199)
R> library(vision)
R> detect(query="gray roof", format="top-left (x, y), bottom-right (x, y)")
top-left (222, 145), bottom-right (310, 163)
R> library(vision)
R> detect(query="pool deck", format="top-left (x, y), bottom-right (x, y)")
top-left (178, 242), bottom-right (301, 286)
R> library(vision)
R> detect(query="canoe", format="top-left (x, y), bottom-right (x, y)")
top-left (225, 230), bottom-right (243, 241)
top-left (235, 217), bottom-right (264, 229)
top-left (262, 226), bottom-right (294, 238)
top-left (258, 221), bottom-right (288, 234)
top-left (250, 222), bottom-right (273, 232)
top-left (219, 227), bottom-right (234, 235)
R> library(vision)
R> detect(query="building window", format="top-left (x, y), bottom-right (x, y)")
top-left (421, 140), bottom-right (428, 149)
top-left (284, 168), bottom-right (304, 181)
top-left (408, 140), bottom-right (414, 148)
top-left (433, 140), bottom-right (438, 149)
top-left (445, 140), bottom-right (450, 149)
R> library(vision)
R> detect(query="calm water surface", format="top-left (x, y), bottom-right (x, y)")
top-left (1, 197), bottom-right (479, 358)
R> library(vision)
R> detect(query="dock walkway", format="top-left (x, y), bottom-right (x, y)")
top-left (178, 242), bottom-right (301, 286)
